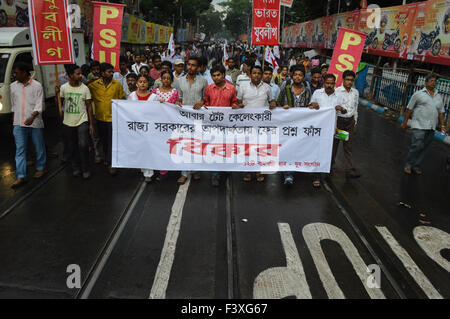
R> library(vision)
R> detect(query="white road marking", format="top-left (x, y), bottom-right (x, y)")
top-left (149, 179), bottom-right (191, 299)
top-left (303, 223), bottom-right (386, 299)
top-left (413, 226), bottom-right (450, 272)
top-left (253, 223), bottom-right (312, 299)
top-left (376, 226), bottom-right (443, 299)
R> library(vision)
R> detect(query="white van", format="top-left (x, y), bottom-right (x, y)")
top-left (0, 27), bottom-right (85, 121)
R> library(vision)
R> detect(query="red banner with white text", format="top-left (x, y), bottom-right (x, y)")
top-left (28, 0), bottom-right (74, 65)
top-left (252, 0), bottom-right (281, 46)
top-left (92, 2), bottom-right (125, 71)
top-left (328, 28), bottom-right (367, 87)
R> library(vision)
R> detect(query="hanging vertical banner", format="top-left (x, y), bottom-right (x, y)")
top-left (328, 28), bottom-right (366, 87)
top-left (28, 0), bottom-right (74, 64)
top-left (252, 0), bottom-right (281, 46)
top-left (92, 1), bottom-right (124, 71)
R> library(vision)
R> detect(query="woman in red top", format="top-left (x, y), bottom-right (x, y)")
top-left (127, 74), bottom-right (152, 101)
top-left (127, 75), bottom-right (156, 182)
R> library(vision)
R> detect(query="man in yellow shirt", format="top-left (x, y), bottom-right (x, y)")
top-left (88, 63), bottom-right (125, 175)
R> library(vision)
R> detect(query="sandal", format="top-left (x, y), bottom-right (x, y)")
top-left (243, 173), bottom-right (252, 182)
top-left (256, 173), bottom-right (265, 182)
top-left (413, 168), bottom-right (422, 175)
top-left (177, 175), bottom-right (188, 185)
top-left (313, 180), bottom-right (321, 188)
top-left (404, 167), bottom-right (412, 175)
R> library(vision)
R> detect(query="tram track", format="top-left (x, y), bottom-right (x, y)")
top-left (77, 180), bottom-right (147, 299)
top-left (0, 163), bottom-right (68, 220)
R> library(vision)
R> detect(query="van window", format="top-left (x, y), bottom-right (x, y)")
top-left (0, 53), bottom-right (10, 83)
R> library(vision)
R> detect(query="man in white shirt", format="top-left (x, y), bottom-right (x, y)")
top-left (113, 56), bottom-right (130, 93)
top-left (235, 59), bottom-right (253, 89)
top-left (235, 65), bottom-right (276, 109)
top-left (310, 74), bottom-right (348, 182)
top-left (131, 54), bottom-right (148, 74)
top-left (234, 65), bottom-right (276, 182)
top-left (334, 70), bottom-right (361, 178)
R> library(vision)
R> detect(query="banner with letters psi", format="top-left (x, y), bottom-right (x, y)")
top-left (112, 102), bottom-right (336, 173)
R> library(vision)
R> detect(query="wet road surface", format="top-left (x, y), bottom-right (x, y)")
top-left (0, 106), bottom-right (449, 299)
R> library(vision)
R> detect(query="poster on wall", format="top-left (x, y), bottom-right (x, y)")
top-left (328, 11), bottom-right (359, 49)
top-left (408, 0), bottom-right (450, 65)
top-left (295, 22), bottom-right (308, 47)
top-left (311, 17), bottom-right (329, 49)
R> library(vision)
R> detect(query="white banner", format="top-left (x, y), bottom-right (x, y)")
top-left (112, 101), bottom-right (336, 173)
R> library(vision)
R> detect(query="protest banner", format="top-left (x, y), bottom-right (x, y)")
top-left (112, 102), bottom-right (336, 173)
top-left (28, 0), bottom-right (74, 65)
top-left (328, 28), bottom-right (367, 87)
top-left (252, 0), bottom-right (281, 46)
top-left (92, 1), bottom-right (124, 71)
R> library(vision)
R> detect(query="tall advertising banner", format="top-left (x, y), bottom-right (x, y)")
top-left (408, 0), bottom-right (450, 65)
top-left (252, 0), bottom-right (281, 46)
top-left (328, 28), bottom-right (366, 87)
top-left (28, 0), bottom-right (74, 64)
top-left (92, 2), bottom-right (124, 71)
top-left (295, 22), bottom-right (308, 47)
top-left (310, 17), bottom-right (330, 49)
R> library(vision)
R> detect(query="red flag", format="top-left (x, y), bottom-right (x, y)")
top-left (252, 0), bottom-right (281, 46)
top-left (92, 2), bottom-right (125, 71)
top-left (328, 28), bottom-right (367, 87)
top-left (28, 0), bottom-right (74, 64)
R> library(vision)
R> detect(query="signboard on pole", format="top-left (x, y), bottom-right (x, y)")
top-left (28, 0), bottom-right (74, 64)
top-left (252, 0), bottom-right (281, 46)
top-left (328, 28), bottom-right (367, 87)
top-left (92, 1), bottom-right (124, 71)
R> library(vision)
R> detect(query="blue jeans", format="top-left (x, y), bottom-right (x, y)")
top-left (405, 129), bottom-right (434, 169)
top-left (13, 126), bottom-right (47, 179)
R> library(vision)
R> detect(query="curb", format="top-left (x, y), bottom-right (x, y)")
top-left (358, 98), bottom-right (386, 114)
top-left (359, 97), bottom-right (450, 146)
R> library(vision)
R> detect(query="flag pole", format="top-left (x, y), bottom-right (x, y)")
top-left (54, 64), bottom-right (62, 117)
top-left (262, 46), bottom-right (266, 69)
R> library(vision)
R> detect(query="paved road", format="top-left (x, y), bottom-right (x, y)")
top-left (0, 106), bottom-right (448, 299)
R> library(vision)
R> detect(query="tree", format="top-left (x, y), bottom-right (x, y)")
top-left (199, 7), bottom-right (224, 39)
top-left (223, 0), bottom-right (252, 38)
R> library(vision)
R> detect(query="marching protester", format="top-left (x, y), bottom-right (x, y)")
top-left (125, 73), bottom-right (138, 97)
top-left (127, 74), bottom-right (156, 183)
top-left (276, 65), bottom-right (318, 186)
top-left (334, 70), bottom-right (361, 178)
top-left (175, 56), bottom-right (208, 185)
top-left (401, 74), bottom-right (447, 175)
top-left (226, 57), bottom-right (241, 85)
top-left (86, 61), bottom-right (101, 85)
top-left (132, 53), bottom-right (148, 75)
top-left (235, 65), bottom-right (276, 183)
top-left (202, 64), bottom-right (238, 186)
top-left (151, 70), bottom-right (180, 104)
top-left (153, 61), bottom-right (174, 88)
top-left (10, 62), bottom-right (47, 188)
top-left (88, 63), bottom-right (125, 176)
top-left (273, 65), bottom-right (288, 86)
top-left (150, 55), bottom-right (163, 80)
top-left (263, 66), bottom-right (280, 102)
top-left (113, 56), bottom-right (131, 94)
top-left (60, 64), bottom-right (94, 180)
top-left (310, 74), bottom-right (348, 187)
top-left (309, 67), bottom-right (323, 95)
top-left (173, 59), bottom-right (186, 81)
top-left (235, 58), bottom-right (253, 89)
